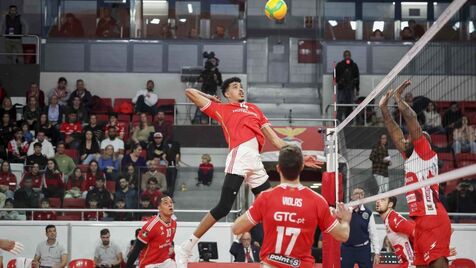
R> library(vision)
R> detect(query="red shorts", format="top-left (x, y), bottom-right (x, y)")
top-left (413, 204), bottom-right (452, 265)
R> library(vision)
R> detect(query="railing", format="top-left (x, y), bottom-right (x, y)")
top-left (0, 34), bottom-right (41, 64)
top-left (325, 103), bottom-right (402, 126)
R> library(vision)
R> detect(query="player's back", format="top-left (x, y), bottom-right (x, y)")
top-left (247, 184), bottom-right (337, 268)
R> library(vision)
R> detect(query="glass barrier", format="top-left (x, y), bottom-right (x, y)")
top-left (175, 1), bottom-right (201, 39)
top-left (210, 4), bottom-right (241, 40)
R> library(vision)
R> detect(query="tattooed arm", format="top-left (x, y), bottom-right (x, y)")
top-left (379, 91), bottom-right (406, 154)
top-left (393, 80), bottom-right (423, 142)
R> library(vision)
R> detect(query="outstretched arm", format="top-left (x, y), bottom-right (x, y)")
top-left (379, 91), bottom-right (406, 153)
top-left (185, 88), bottom-right (221, 108)
top-left (393, 80), bottom-right (422, 142)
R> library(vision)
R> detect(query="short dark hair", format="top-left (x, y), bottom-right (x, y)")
top-left (58, 77), bottom-right (67, 84)
top-left (76, 79), bottom-right (84, 84)
top-left (147, 177), bottom-right (158, 184)
top-left (45, 224), bottom-right (55, 232)
top-left (388, 196), bottom-right (397, 209)
top-left (100, 228), bottom-right (110, 236)
top-left (278, 145), bottom-right (304, 180)
top-left (34, 142), bottom-right (42, 148)
top-left (96, 177), bottom-right (105, 182)
top-left (221, 77), bottom-right (241, 96)
top-left (9, 5), bottom-right (17, 9)
top-left (57, 142), bottom-right (65, 148)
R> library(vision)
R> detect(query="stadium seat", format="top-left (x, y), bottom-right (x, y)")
top-left (63, 198), bottom-right (86, 209)
top-left (117, 114), bottom-right (130, 122)
top-left (455, 153), bottom-right (476, 162)
top-left (450, 258), bottom-right (476, 268)
top-left (466, 112), bottom-right (476, 125)
top-left (106, 181), bottom-right (116, 193)
top-left (440, 160), bottom-right (455, 174)
top-left (94, 114), bottom-right (109, 124)
top-left (457, 161), bottom-right (476, 168)
top-left (69, 259), bottom-right (95, 268)
top-left (431, 134), bottom-right (449, 149)
top-left (49, 197), bottom-right (62, 208)
top-left (438, 152), bottom-right (454, 161)
top-left (132, 114), bottom-right (153, 124)
top-left (462, 101), bottom-right (476, 113)
top-left (435, 101), bottom-right (452, 113)
top-left (64, 149), bottom-right (79, 164)
top-left (114, 98), bottom-right (134, 115)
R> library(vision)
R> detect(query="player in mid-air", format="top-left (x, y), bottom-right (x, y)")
top-left (126, 195), bottom-right (177, 268)
top-left (232, 145), bottom-right (351, 268)
top-left (175, 77), bottom-right (322, 267)
top-left (376, 197), bottom-right (415, 267)
top-left (379, 80), bottom-right (452, 268)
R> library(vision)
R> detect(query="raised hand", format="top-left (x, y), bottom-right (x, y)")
top-left (303, 155), bottom-right (323, 169)
top-left (333, 202), bottom-right (352, 223)
top-left (392, 80), bottom-right (412, 101)
top-left (0, 239), bottom-right (24, 254)
top-left (379, 90), bottom-right (393, 109)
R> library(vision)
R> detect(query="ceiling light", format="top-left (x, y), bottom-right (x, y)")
top-left (150, 18), bottom-right (160, 24)
top-left (372, 21), bottom-right (384, 32)
top-left (179, 18), bottom-right (187, 23)
top-left (350, 21), bottom-right (357, 31)
top-left (328, 20), bottom-right (338, 27)
top-left (187, 3), bottom-right (193, 14)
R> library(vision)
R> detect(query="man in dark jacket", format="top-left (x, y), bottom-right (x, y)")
top-left (68, 79), bottom-right (93, 110)
top-left (14, 177), bottom-right (40, 208)
top-left (86, 177), bottom-right (113, 208)
top-left (335, 50), bottom-right (360, 123)
top-left (2, 5), bottom-right (27, 64)
top-left (229, 232), bottom-right (260, 263)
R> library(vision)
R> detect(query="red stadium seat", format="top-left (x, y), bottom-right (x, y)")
top-left (450, 258), bottom-right (476, 268)
top-left (455, 153), bottom-right (476, 162)
top-left (114, 98), bottom-right (134, 115)
top-left (106, 181), bottom-right (116, 193)
top-left (462, 101), bottom-right (476, 113)
top-left (49, 197), bottom-right (62, 208)
top-left (63, 198), bottom-right (86, 208)
top-left (94, 114), bottom-right (109, 124)
top-left (117, 114), bottom-right (130, 122)
top-left (69, 259), bottom-right (95, 268)
top-left (440, 160), bottom-right (455, 174)
top-left (458, 161), bottom-right (476, 168)
top-left (465, 112), bottom-right (476, 125)
top-left (7, 259), bottom-right (16, 268)
top-left (438, 152), bottom-right (454, 161)
top-left (132, 114), bottom-right (153, 124)
top-left (431, 134), bottom-right (448, 149)
top-left (157, 99), bottom-right (175, 114)
top-left (435, 101), bottom-right (452, 113)
top-left (64, 149), bottom-right (79, 164)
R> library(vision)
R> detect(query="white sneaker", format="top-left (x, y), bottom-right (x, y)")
top-left (175, 243), bottom-right (192, 268)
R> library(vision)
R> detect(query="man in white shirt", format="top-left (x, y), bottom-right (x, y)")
top-left (132, 80), bottom-right (158, 116)
top-left (94, 229), bottom-right (123, 268)
top-left (229, 232), bottom-right (260, 263)
top-left (100, 126), bottom-right (124, 159)
top-left (32, 225), bottom-right (68, 268)
top-left (27, 130), bottom-right (55, 158)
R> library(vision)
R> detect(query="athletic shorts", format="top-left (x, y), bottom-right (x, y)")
top-left (225, 137), bottom-right (268, 189)
top-left (144, 259), bottom-right (176, 268)
top-left (413, 203), bottom-right (451, 265)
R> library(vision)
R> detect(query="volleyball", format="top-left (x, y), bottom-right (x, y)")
top-left (265, 0), bottom-right (288, 21)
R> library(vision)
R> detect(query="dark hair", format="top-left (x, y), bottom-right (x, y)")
top-left (147, 177), bottom-right (158, 184)
top-left (76, 79), bottom-right (84, 84)
top-left (141, 195), bottom-right (151, 201)
top-left (388, 196), bottom-right (397, 209)
top-left (100, 228), bottom-right (110, 236)
top-left (36, 129), bottom-right (45, 136)
top-left (353, 186), bottom-right (365, 193)
top-left (9, 5), bottom-right (17, 9)
top-left (45, 224), bottom-right (56, 232)
top-left (135, 228), bottom-right (141, 238)
top-left (34, 142), bottom-right (42, 148)
top-left (221, 77), bottom-right (241, 96)
top-left (57, 141), bottom-right (65, 148)
top-left (108, 125), bottom-right (116, 131)
top-left (278, 145), bottom-right (304, 180)
top-left (96, 177), bottom-right (105, 182)
top-left (5, 198), bottom-right (14, 205)
top-left (58, 77), bottom-right (67, 84)
top-left (41, 198), bottom-right (50, 204)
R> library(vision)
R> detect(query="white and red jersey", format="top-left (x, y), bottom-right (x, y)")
top-left (404, 135), bottom-right (441, 217)
top-left (137, 215), bottom-right (177, 268)
top-left (60, 122), bottom-right (82, 135)
top-left (201, 101), bottom-right (270, 151)
top-left (384, 210), bottom-right (415, 268)
top-left (247, 184), bottom-right (338, 268)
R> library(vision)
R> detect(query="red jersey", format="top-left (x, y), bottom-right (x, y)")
top-left (44, 173), bottom-right (65, 188)
top-left (0, 172), bottom-right (17, 191)
top-left (84, 211), bottom-right (104, 220)
top-left (141, 190), bottom-right (163, 208)
top-left (384, 210), bottom-right (415, 268)
top-left (83, 172), bottom-right (104, 191)
top-left (403, 135), bottom-right (442, 217)
top-left (60, 122), bottom-right (83, 135)
top-left (247, 184), bottom-right (338, 268)
top-left (66, 177), bottom-right (86, 191)
top-left (201, 101), bottom-right (269, 151)
top-left (33, 211), bottom-right (57, 220)
top-left (137, 215), bottom-right (177, 267)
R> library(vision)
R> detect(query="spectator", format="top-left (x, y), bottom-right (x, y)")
top-left (0, 113), bottom-right (15, 142)
top-left (122, 144), bottom-right (147, 172)
top-left (212, 25), bottom-right (226, 39)
top-left (0, 97), bottom-right (17, 122)
top-left (0, 81), bottom-right (5, 105)
top-left (135, 195), bottom-right (155, 220)
top-left (86, 177), bottom-right (113, 208)
top-left (369, 134), bottom-right (391, 194)
top-left (124, 229), bottom-right (141, 267)
top-left (123, 163), bottom-right (140, 190)
top-left (48, 77), bottom-right (70, 106)
top-left (370, 29), bottom-right (384, 41)
top-left (27, 130), bottom-right (55, 158)
top-left (104, 114), bottom-right (126, 140)
top-left (452, 116), bottom-right (476, 154)
top-left (0, 161), bottom-right (16, 198)
top-left (115, 176), bottom-right (138, 209)
top-left (43, 159), bottom-right (65, 199)
top-left (109, 198), bottom-right (133, 221)
top-left (147, 132), bottom-right (166, 161)
top-left (33, 225), bottom-right (68, 268)
top-left (7, 128), bottom-right (29, 163)
top-left (79, 130), bottom-right (101, 165)
top-left (64, 167), bottom-right (85, 198)
top-left (60, 112), bottom-right (82, 149)
top-left (36, 113), bottom-right (61, 144)
top-left (68, 79), bottom-right (92, 110)
top-left (20, 163), bottom-right (43, 192)
top-left (84, 196), bottom-right (104, 221)
top-left (99, 145), bottom-right (120, 181)
top-left (54, 142), bottom-right (76, 177)
top-left (400, 27), bottom-right (414, 41)
top-left (197, 154), bottom-right (213, 186)
top-left (26, 82), bottom-right (45, 108)
top-left (23, 96), bottom-right (41, 129)
top-left (0, 198), bottom-right (24, 220)
top-left (94, 229), bottom-right (123, 268)
top-left (229, 232), bottom-right (260, 263)
top-left (442, 102), bottom-right (463, 135)
top-left (335, 50), bottom-right (360, 123)
top-left (26, 142), bottom-right (48, 170)
top-left (43, 95), bottom-right (64, 126)
top-left (84, 114), bottom-right (105, 141)
top-left (2, 5), bottom-right (27, 64)
top-left (101, 126), bottom-right (125, 159)
top-left (140, 177), bottom-right (163, 208)
top-left (199, 53), bottom-right (222, 97)
top-left (422, 102), bottom-right (445, 134)
top-left (33, 199), bottom-right (57, 221)
top-left (164, 140), bottom-right (180, 197)
top-left (141, 160), bottom-right (167, 192)
top-left (132, 80), bottom-right (159, 116)
top-left (14, 176), bottom-right (40, 208)
top-left (447, 181), bottom-right (476, 214)
top-left (83, 160), bottom-right (104, 192)
top-left (68, 96), bottom-right (88, 123)
top-left (131, 113), bottom-right (155, 147)
top-left (59, 13), bottom-right (85, 37)
top-left (408, 20), bottom-right (425, 40)
top-left (21, 122), bottom-right (33, 143)
top-left (341, 187), bottom-right (380, 267)
top-left (96, 8), bottom-right (119, 38)
top-left (154, 112), bottom-right (173, 141)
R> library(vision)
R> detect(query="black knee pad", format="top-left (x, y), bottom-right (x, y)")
top-left (251, 180), bottom-right (271, 196)
top-left (210, 174), bottom-right (244, 220)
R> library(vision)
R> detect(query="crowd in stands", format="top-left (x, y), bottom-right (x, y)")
top-left (0, 77), bottom-right (183, 221)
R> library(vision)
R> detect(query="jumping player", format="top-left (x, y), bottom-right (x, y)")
top-left (379, 80), bottom-right (452, 268)
top-left (175, 77), bottom-right (322, 266)
top-left (126, 195), bottom-right (176, 268)
top-left (232, 145), bottom-right (351, 268)
top-left (0, 239), bottom-right (23, 254)
top-left (376, 197), bottom-right (415, 267)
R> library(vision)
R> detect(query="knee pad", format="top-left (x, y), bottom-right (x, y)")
top-left (251, 180), bottom-right (271, 196)
top-left (210, 174), bottom-right (244, 220)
